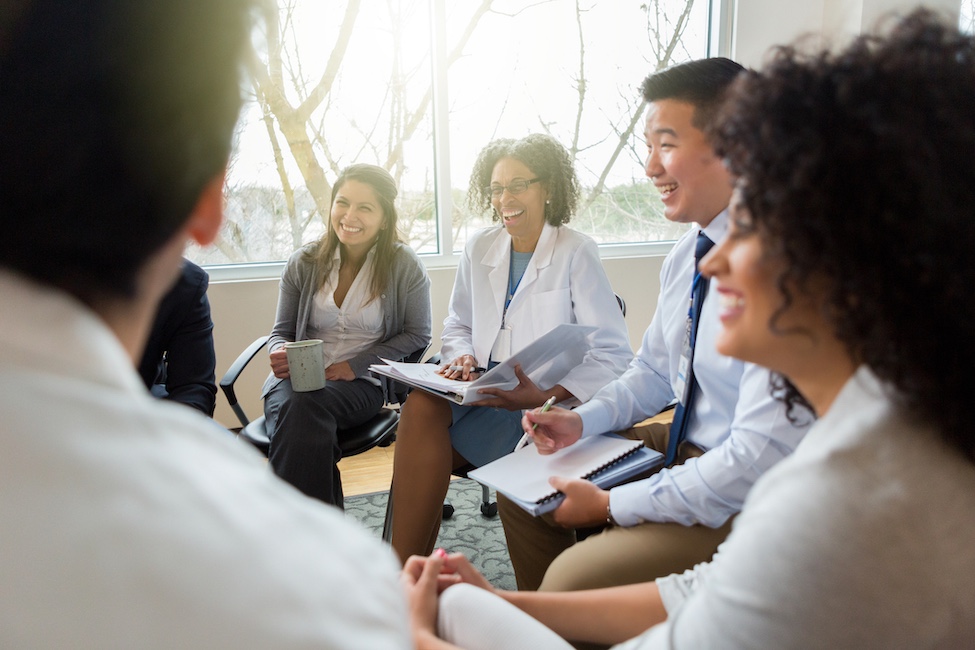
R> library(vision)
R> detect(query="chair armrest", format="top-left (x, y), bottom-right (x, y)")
top-left (218, 335), bottom-right (269, 427)
top-left (404, 345), bottom-right (429, 365)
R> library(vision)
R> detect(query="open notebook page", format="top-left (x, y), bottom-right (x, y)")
top-left (468, 434), bottom-right (644, 503)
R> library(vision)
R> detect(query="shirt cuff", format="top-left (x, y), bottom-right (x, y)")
top-left (608, 478), bottom-right (656, 527)
top-left (575, 399), bottom-right (615, 439)
top-left (655, 571), bottom-right (693, 614)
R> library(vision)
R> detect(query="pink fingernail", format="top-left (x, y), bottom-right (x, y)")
top-left (435, 548), bottom-right (447, 558)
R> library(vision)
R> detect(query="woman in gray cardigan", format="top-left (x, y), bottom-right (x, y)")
top-left (262, 164), bottom-right (431, 507)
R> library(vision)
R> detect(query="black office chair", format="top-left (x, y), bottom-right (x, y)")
top-left (219, 336), bottom-right (426, 541)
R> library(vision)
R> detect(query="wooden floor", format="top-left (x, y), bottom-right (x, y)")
top-left (338, 441), bottom-right (396, 496)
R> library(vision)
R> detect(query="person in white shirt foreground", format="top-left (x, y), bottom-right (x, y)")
top-left (0, 1), bottom-right (410, 646)
top-left (401, 9), bottom-right (975, 648)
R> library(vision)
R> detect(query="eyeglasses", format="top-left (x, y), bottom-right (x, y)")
top-left (486, 177), bottom-right (545, 198)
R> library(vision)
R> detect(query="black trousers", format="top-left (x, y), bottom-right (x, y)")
top-left (264, 378), bottom-right (384, 508)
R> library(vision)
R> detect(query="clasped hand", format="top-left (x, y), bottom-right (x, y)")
top-left (400, 550), bottom-right (494, 642)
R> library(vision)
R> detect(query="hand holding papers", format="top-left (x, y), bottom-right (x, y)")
top-left (467, 434), bottom-right (664, 516)
top-left (369, 323), bottom-right (597, 406)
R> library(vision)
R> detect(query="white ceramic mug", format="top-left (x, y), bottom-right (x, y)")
top-left (284, 339), bottom-right (326, 392)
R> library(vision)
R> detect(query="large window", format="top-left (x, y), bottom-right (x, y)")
top-left (187, 0), bottom-right (717, 269)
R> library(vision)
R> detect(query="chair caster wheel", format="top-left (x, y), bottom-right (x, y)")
top-left (481, 502), bottom-right (498, 518)
top-left (443, 502), bottom-right (455, 519)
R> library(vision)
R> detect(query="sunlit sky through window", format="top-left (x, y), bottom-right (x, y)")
top-left (230, 0), bottom-right (709, 195)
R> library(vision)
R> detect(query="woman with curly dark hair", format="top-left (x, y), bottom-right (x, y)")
top-left (399, 10), bottom-right (975, 649)
top-left (390, 133), bottom-right (632, 563)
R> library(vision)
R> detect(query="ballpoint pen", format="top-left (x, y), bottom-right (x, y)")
top-left (515, 395), bottom-right (557, 451)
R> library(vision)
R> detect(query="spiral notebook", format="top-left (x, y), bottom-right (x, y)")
top-left (468, 433), bottom-right (664, 516)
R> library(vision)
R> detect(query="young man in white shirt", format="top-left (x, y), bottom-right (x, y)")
top-left (499, 57), bottom-right (811, 592)
top-left (0, 2), bottom-right (410, 646)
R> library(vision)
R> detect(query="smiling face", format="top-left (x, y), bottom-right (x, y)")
top-left (700, 194), bottom-right (837, 381)
top-left (330, 178), bottom-right (385, 257)
top-left (644, 99), bottom-right (732, 227)
top-left (490, 157), bottom-right (549, 252)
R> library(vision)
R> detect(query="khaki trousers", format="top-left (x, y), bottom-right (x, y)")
top-left (499, 421), bottom-right (733, 592)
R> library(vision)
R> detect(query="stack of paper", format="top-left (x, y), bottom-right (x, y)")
top-left (369, 323), bottom-right (597, 405)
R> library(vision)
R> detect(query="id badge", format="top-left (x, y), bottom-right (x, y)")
top-left (673, 319), bottom-right (693, 404)
top-left (491, 326), bottom-right (512, 363)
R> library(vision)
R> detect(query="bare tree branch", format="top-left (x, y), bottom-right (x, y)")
top-left (656, 0), bottom-right (695, 69)
top-left (583, 98), bottom-right (647, 210)
top-left (251, 2), bottom-right (365, 227)
top-left (294, 0), bottom-right (362, 122)
top-left (253, 80), bottom-right (302, 249)
top-left (384, 0), bottom-right (495, 170)
top-left (569, 0), bottom-right (587, 157)
top-left (584, 0), bottom-right (696, 208)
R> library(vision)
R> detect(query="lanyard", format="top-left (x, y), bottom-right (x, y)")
top-left (503, 253), bottom-right (527, 325)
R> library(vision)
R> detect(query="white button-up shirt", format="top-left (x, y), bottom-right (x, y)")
top-left (0, 271), bottom-right (411, 648)
top-left (309, 247), bottom-right (384, 384)
top-left (576, 210), bottom-right (811, 527)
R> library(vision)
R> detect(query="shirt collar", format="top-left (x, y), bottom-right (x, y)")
top-left (699, 207), bottom-right (729, 244)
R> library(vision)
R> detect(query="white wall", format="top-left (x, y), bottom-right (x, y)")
top-left (732, 0), bottom-right (960, 67)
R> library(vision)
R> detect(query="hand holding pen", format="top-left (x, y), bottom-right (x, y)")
top-left (437, 354), bottom-right (484, 381)
top-left (520, 398), bottom-right (584, 455)
top-left (514, 395), bottom-right (557, 451)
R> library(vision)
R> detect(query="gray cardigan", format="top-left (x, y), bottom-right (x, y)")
top-left (262, 242), bottom-right (432, 401)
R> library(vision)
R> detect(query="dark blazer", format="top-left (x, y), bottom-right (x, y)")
top-left (138, 259), bottom-right (217, 416)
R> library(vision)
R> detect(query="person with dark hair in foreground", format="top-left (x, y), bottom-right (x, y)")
top-left (139, 258), bottom-right (218, 416)
top-left (0, 1), bottom-right (410, 646)
top-left (401, 9), bottom-right (975, 648)
top-left (497, 57), bottom-right (809, 594)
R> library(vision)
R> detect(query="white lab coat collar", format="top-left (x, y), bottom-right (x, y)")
top-left (480, 222), bottom-right (558, 324)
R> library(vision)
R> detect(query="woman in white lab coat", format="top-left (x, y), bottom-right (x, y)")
top-left (390, 134), bottom-right (633, 563)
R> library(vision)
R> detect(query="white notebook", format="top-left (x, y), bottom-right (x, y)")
top-left (468, 434), bottom-right (663, 515)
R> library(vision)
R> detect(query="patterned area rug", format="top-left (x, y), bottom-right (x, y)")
top-left (345, 479), bottom-right (517, 590)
